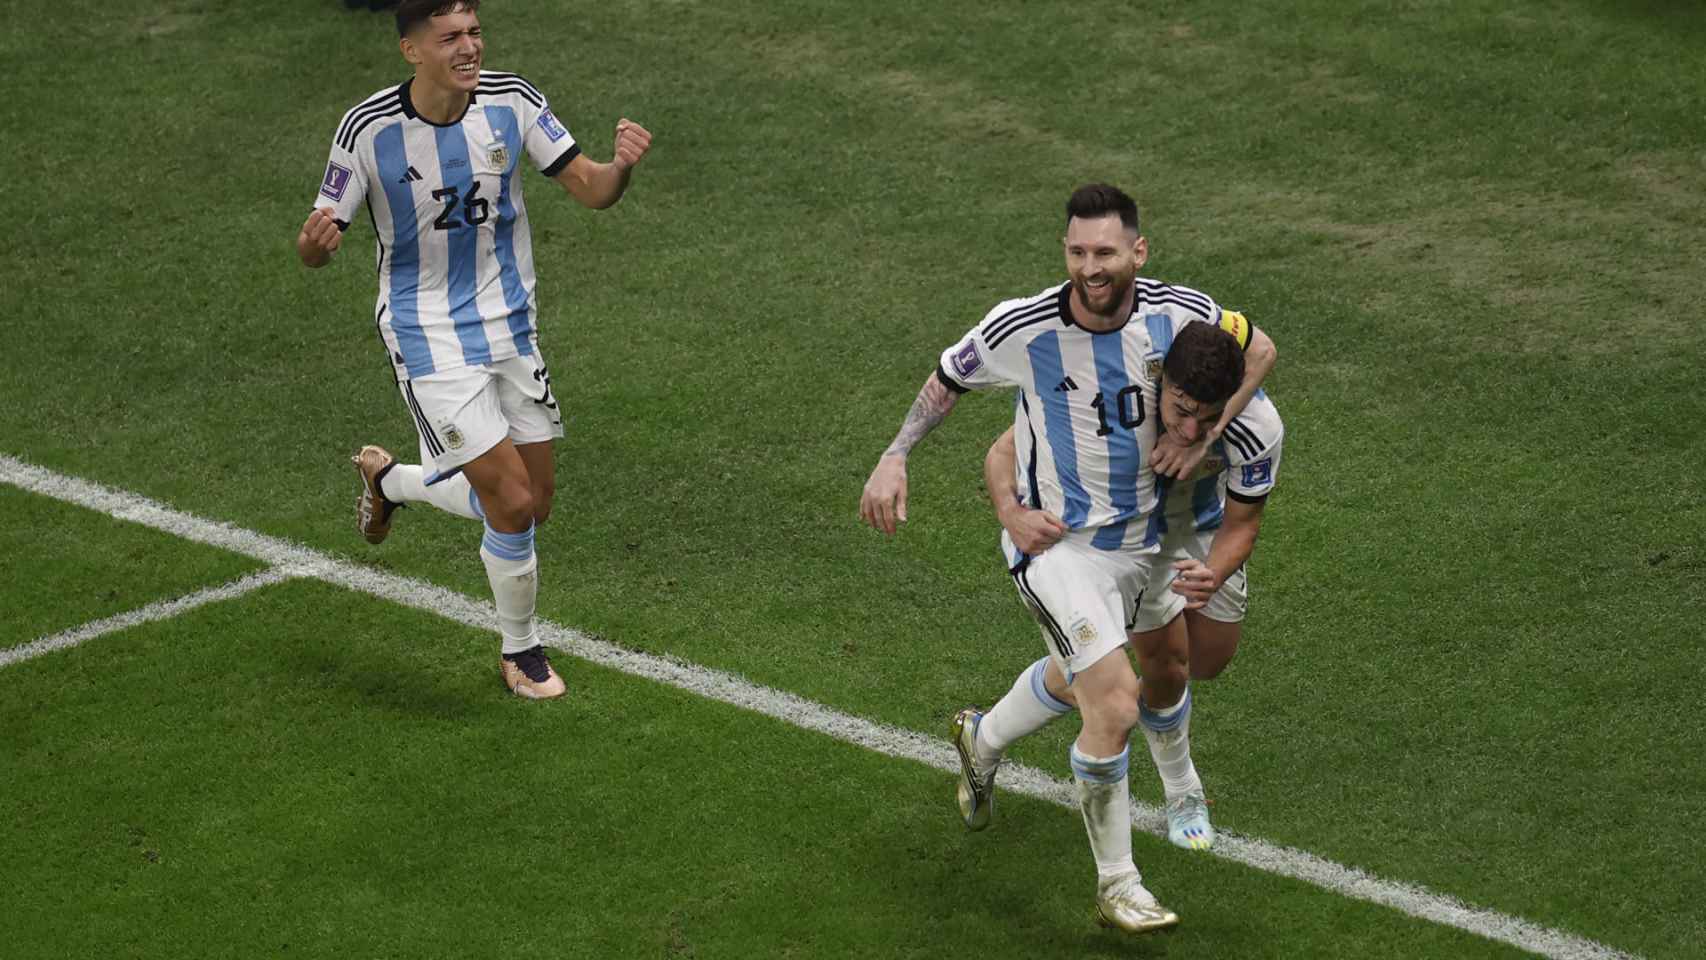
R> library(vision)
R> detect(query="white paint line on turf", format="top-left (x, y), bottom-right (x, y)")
top-left (0, 454), bottom-right (1637, 960)
top-left (1, 567), bottom-right (298, 669)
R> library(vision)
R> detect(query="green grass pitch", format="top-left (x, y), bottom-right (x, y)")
top-left (3, 1), bottom-right (1704, 957)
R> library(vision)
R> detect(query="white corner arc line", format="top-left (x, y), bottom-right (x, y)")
top-left (0, 454), bottom-right (1637, 960)
top-left (1, 568), bottom-right (298, 669)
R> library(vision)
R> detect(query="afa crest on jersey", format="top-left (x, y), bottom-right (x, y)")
top-left (487, 138), bottom-right (509, 171)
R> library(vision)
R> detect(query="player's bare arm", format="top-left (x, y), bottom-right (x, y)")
top-left (553, 119), bottom-right (652, 209)
top-left (1153, 323), bottom-right (1276, 479)
top-left (1171, 497), bottom-right (1265, 609)
top-left (858, 372), bottom-right (959, 536)
top-left (296, 207), bottom-right (343, 269)
top-left (985, 428), bottom-right (1067, 555)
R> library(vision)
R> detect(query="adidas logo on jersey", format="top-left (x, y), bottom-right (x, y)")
top-left (1053, 376), bottom-right (1080, 392)
top-left (397, 166), bottom-right (424, 184)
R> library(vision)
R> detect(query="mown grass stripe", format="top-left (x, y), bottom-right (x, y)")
top-left (0, 453), bottom-right (1638, 960)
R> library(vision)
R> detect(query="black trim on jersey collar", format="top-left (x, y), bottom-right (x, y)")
top-left (398, 78), bottom-right (476, 127)
top-left (1056, 280), bottom-right (1137, 334)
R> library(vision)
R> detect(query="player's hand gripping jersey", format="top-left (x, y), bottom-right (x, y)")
top-left (937, 279), bottom-right (1253, 554)
top-left (312, 73), bottom-right (581, 381)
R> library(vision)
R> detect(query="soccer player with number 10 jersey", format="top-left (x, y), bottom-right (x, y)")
top-left (860, 183), bottom-right (1277, 933)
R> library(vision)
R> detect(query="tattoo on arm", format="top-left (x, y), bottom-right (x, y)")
top-left (883, 375), bottom-right (959, 458)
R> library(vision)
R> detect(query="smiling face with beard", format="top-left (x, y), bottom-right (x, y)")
top-left (1062, 214), bottom-right (1147, 331)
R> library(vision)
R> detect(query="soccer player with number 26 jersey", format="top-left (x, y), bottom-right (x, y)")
top-left (296, 0), bottom-right (652, 699)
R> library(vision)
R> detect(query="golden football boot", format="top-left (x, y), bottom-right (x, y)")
top-left (501, 645), bottom-right (567, 700)
top-left (1094, 872), bottom-right (1180, 934)
top-left (950, 707), bottom-right (999, 831)
top-left (350, 444), bottom-right (401, 545)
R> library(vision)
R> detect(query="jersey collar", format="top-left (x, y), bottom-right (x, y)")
top-left (1057, 279), bottom-right (1138, 334)
top-left (398, 78), bottom-right (477, 127)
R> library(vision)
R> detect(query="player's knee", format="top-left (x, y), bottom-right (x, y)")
top-left (1082, 685), bottom-right (1140, 738)
top-left (487, 481), bottom-right (535, 531)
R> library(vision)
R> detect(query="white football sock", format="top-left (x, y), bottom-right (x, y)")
top-left (380, 464), bottom-right (483, 521)
top-left (975, 657), bottom-right (1073, 765)
top-left (479, 522), bottom-right (538, 655)
top-left (1071, 743), bottom-right (1136, 881)
top-left (1138, 684), bottom-right (1202, 799)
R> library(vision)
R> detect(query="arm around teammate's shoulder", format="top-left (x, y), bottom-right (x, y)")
top-left (553, 118), bottom-right (652, 209)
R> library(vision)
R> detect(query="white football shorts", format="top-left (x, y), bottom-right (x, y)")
top-left (397, 352), bottom-right (564, 481)
top-left (1131, 527), bottom-right (1249, 631)
top-left (1001, 530), bottom-right (1159, 684)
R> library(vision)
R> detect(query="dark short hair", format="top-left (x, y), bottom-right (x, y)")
top-left (397, 0), bottom-right (479, 37)
top-left (1065, 183), bottom-right (1140, 234)
top-left (1163, 321), bottom-right (1245, 406)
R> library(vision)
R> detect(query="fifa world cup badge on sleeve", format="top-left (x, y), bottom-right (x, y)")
top-left (1241, 458), bottom-right (1272, 487)
top-left (320, 161), bottom-right (353, 202)
top-left (536, 109), bottom-right (569, 143)
top-left (950, 340), bottom-right (983, 379)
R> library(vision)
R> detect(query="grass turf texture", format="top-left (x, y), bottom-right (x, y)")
top-left (0, 486), bottom-right (263, 642)
top-left (3, 0), bottom-right (1704, 956)
top-left (1, 579), bottom-right (1536, 960)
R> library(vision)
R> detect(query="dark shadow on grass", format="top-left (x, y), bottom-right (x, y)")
top-left (281, 645), bottom-right (485, 721)
top-left (842, 780), bottom-right (1175, 958)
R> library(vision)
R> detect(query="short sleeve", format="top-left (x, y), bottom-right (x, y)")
top-left (526, 100), bottom-right (581, 178)
top-left (936, 316), bottom-right (1031, 393)
top-left (312, 138), bottom-right (368, 230)
top-left (1224, 417), bottom-right (1283, 502)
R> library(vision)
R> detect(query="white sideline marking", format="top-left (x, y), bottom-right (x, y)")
top-left (0, 454), bottom-right (1636, 960)
top-left (1, 568), bottom-right (299, 668)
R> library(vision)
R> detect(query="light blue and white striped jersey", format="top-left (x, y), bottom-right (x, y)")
top-left (937, 278), bottom-right (1254, 555)
top-left (313, 72), bottom-right (580, 381)
top-left (1153, 389), bottom-right (1284, 536)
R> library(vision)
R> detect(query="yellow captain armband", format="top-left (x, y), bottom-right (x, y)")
top-left (1219, 309), bottom-right (1252, 350)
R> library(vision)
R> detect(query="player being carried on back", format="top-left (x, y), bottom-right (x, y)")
top-left (858, 183), bottom-right (1276, 933)
top-left (979, 336), bottom-right (1285, 851)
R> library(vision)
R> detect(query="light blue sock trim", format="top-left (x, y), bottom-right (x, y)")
top-left (467, 486), bottom-right (485, 519)
top-left (1027, 658), bottom-right (1073, 715)
top-left (1138, 685), bottom-right (1192, 734)
top-left (1070, 744), bottom-right (1130, 784)
top-left (481, 521), bottom-right (535, 561)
